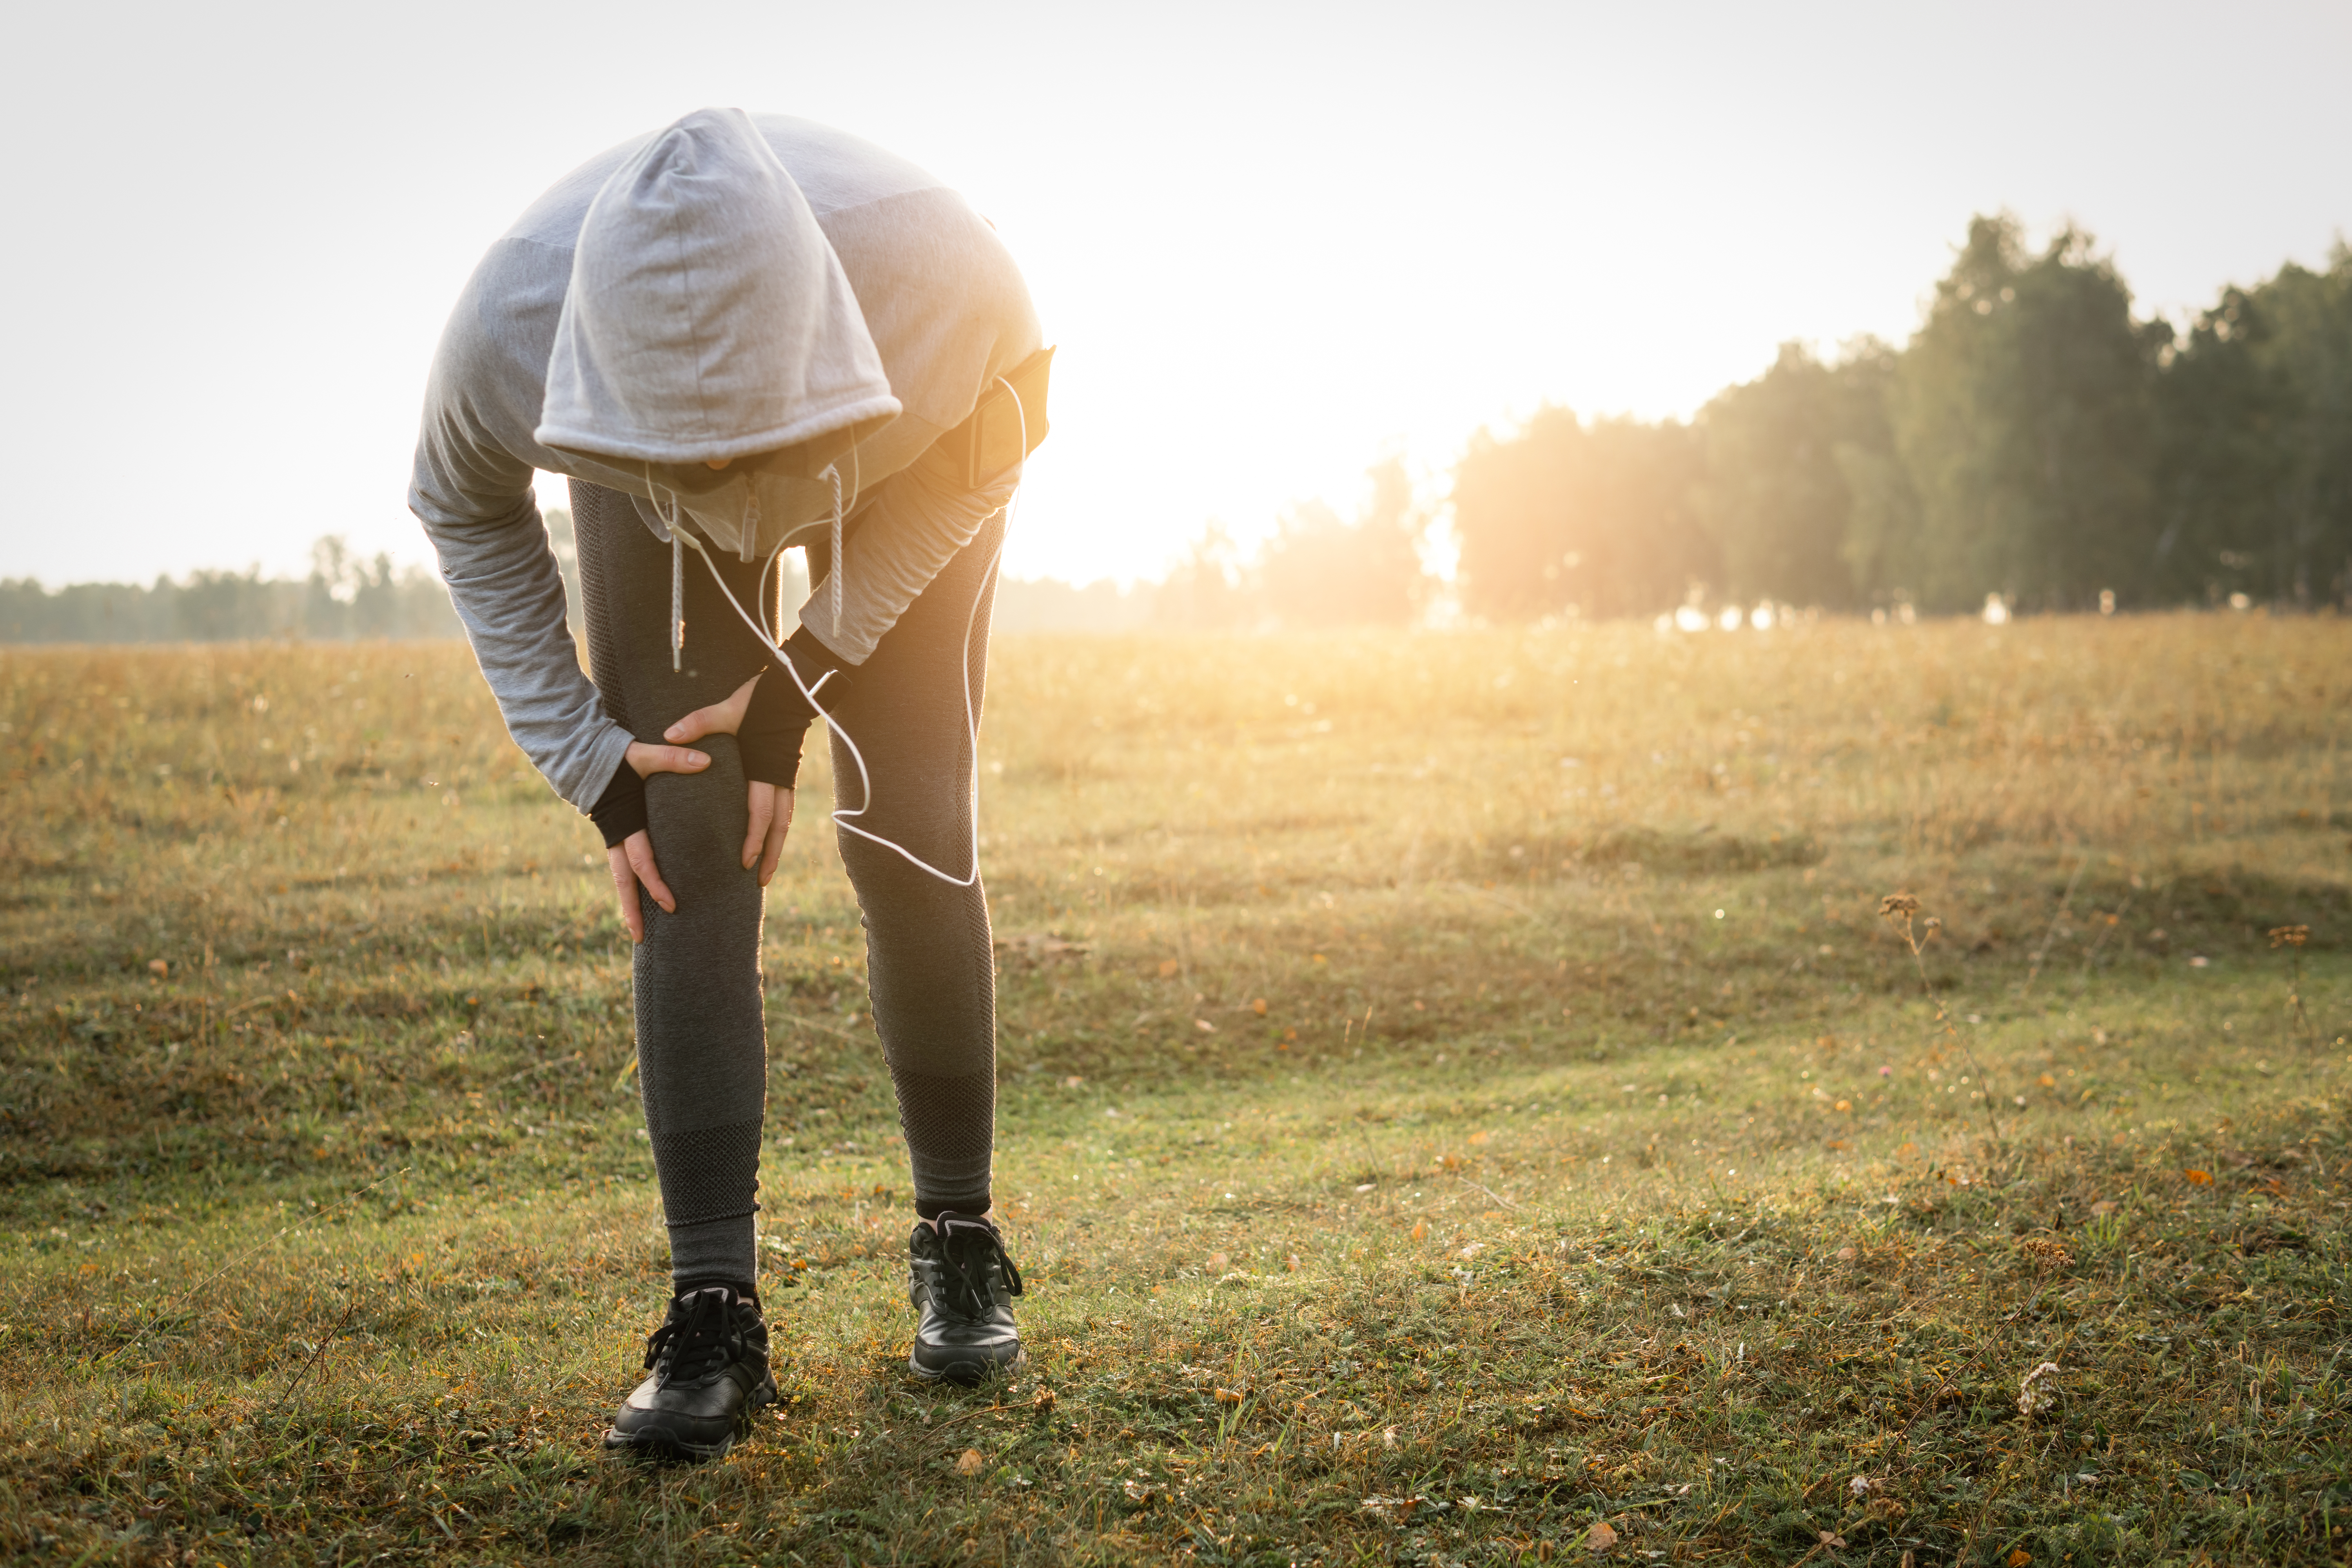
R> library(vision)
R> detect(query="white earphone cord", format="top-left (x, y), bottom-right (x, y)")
top-left (648, 376), bottom-right (1022, 889)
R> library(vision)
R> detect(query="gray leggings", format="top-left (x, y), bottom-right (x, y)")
top-left (573, 481), bottom-right (1003, 1290)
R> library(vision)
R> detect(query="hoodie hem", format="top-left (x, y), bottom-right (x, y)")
top-left (533, 399), bottom-right (904, 468)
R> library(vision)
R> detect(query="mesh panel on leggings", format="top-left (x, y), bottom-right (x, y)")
top-left (568, 480), bottom-right (638, 734)
top-left (890, 1069), bottom-right (995, 1217)
top-left (650, 1117), bottom-right (764, 1228)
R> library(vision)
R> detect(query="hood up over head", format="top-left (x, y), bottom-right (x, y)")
top-left (534, 107), bottom-right (901, 486)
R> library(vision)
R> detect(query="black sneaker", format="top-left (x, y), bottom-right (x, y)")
top-left (603, 1285), bottom-right (777, 1461)
top-left (907, 1213), bottom-right (1026, 1385)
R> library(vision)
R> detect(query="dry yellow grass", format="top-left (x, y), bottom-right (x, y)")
top-left (1, 613), bottom-right (2347, 1565)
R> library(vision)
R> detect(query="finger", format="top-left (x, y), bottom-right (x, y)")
top-left (663, 704), bottom-right (727, 746)
top-left (625, 830), bottom-right (675, 915)
top-left (607, 846), bottom-right (645, 944)
top-left (628, 743), bottom-right (711, 777)
top-left (742, 782), bottom-right (775, 871)
top-left (665, 673), bottom-right (760, 743)
top-left (759, 789), bottom-right (795, 886)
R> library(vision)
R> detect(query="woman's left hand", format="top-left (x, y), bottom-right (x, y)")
top-left (664, 674), bottom-right (797, 886)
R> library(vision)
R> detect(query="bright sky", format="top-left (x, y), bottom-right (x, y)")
top-left (4, 0), bottom-right (2347, 590)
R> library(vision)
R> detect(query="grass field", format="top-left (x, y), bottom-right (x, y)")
top-left (3, 613), bottom-right (2349, 1566)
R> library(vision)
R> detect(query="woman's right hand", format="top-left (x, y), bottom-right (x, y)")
top-left (607, 740), bottom-right (711, 943)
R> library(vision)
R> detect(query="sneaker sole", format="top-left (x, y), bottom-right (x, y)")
top-left (603, 1376), bottom-right (778, 1462)
top-left (907, 1347), bottom-right (1028, 1386)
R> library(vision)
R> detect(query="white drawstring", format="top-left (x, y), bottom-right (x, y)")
top-left (670, 532), bottom-right (683, 672)
top-left (781, 531), bottom-right (800, 639)
top-left (738, 484), bottom-right (760, 564)
top-left (826, 463), bottom-right (844, 632)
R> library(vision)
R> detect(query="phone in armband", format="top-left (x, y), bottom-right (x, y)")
top-left (946, 347), bottom-right (1054, 489)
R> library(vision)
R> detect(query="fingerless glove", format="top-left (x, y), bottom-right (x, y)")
top-left (737, 624), bottom-right (851, 789)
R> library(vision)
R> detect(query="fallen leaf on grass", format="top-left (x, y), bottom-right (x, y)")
top-left (1584, 1518), bottom-right (1618, 1552)
top-left (955, 1448), bottom-right (985, 1476)
top-left (2185, 1169), bottom-right (2213, 1185)
top-left (2007, 1551), bottom-right (2033, 1567)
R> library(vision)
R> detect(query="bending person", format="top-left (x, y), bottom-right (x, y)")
top-left (409, 108), bottom-right (1046, 1461)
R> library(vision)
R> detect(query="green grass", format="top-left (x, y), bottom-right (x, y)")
top-left (2, 615), bottom-right (2349, 1565)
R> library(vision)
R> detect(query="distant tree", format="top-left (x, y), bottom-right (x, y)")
top-left (0, 581), bottom-right (48, 640)
top-left (307, 535), bottom-right (444, 639)
top-left (1887, 216), bottom-right (2169, 612)
top-left (0, 578), bottom-right (173, 641)
top-left (1259, 457), bottom-right (1428, 627)
top-left (173, 567), bottom-right (295, 641)
top-left (2260, 247), bottom-right (2352, 608)
top-left (1694, 341), bottom-right (1898, 609)
top-left (1153, 522), bottom-right (1254, 629)
top-left (2163, 248), bottom-right (2352, 608)
top-left (307, 535), bottom-right (358, 638)
top-left (1452, 408), bottom-right (1710, 620)
top-left (1834, 433), bottom-right (1922, 611)
top-left (2155, 285), bottom-right (2294, 605)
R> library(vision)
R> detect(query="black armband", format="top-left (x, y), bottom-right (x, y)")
top-left (737, 624), bottom-right (851, 789)
top-left (587, 759), bottom-right (648, 848)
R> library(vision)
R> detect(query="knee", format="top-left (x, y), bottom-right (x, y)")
top-left (643, 741), bottom-right (751, 881)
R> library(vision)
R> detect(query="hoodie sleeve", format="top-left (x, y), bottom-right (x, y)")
top-left (408, 254), bottom-right (635, 813)
top-left (793, 441), bottom-right (1018, 664)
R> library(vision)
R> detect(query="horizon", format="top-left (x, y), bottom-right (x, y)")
top-left (3, 0), bottom-right (2347, 590)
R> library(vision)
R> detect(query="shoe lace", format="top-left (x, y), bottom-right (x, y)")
top-left (643, 1289), bottom-right (744, 1385)
top-left (936, 1221), bottom-right (1025, 1321)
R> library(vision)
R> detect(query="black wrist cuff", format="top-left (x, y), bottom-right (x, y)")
top-left (587, 760), bottom-right (647, 848)
top-left (784, 623), bottom-right (851, 691)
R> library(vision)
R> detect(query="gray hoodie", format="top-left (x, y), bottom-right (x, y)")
top-left (410, 109), bottom-right (1041, 811)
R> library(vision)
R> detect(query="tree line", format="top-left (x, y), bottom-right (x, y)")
top-left (0, 536), bottom-right (464, 644)
top-left (1450, 217), bottom-right (2352, 621)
